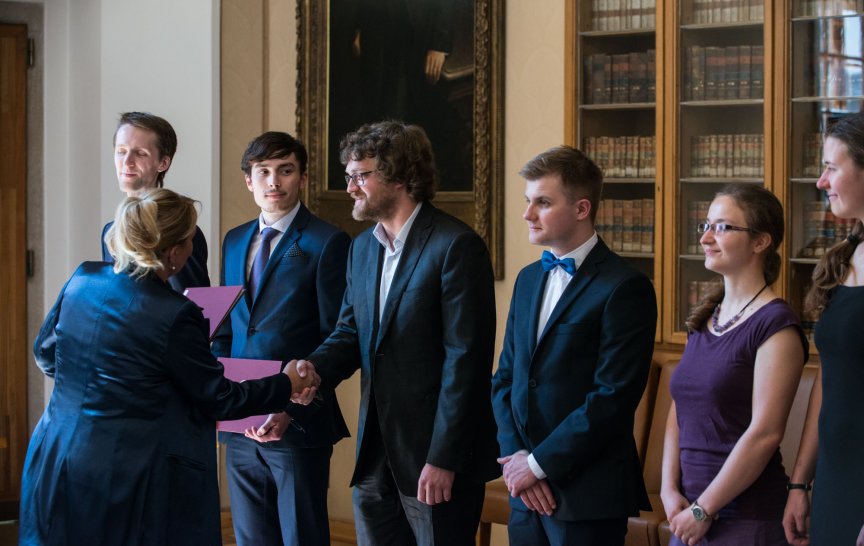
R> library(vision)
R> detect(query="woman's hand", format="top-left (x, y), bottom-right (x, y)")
top-left (660, 489), bottom-right (690, 522)
top-left (669, 506), bottom-right (712, 546)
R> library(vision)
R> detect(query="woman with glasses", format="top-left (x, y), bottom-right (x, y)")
top-left (783, 112), bottom-right (864, 546)
top-left (661, 183), bottom-right (808, 546)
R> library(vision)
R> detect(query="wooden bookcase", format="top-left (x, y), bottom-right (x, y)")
top-left (566, 0), bottom-right (864, 350)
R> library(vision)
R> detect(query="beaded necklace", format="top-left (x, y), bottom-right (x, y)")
top-left (711, 283), bottom-right (769, 334)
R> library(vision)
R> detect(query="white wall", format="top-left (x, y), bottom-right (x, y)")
top-left (39, 0), bottom-right (220, 300)
top-left (15, 0), bottom-right (220, 407)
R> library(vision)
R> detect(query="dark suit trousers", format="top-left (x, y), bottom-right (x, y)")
top-left (225, 436), bottom-right (332, 546)
top-left (352, 410), bottom-right (484, 546)
top-left (508, 508), bottom-right (628, 546)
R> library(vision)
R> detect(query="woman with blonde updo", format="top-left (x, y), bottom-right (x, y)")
top-left (20, 189), bottom-right (318, 546)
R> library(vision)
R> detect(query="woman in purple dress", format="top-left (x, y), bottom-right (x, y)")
top-left (783, 112), bottom-right (864, 546)
top-left (661, 183), bottom-right (808, 546)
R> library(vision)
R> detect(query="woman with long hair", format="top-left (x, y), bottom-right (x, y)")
top-left (783, 111), bottom-right (864, 546)
top-left (662, 183), bottom-right (808, 546)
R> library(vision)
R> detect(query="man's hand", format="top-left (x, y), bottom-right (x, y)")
top-left (244, 412), bottom-right (291, 443)
top-left (783, 489), bottom-right (811, 546)
top-left (497, 452), bottom-right (538, 497)
top-left (417, 463), bottom-right (455, 505)
top-left (518, 480), bottom-right (556, 516)
top-left (284, 359), bottom-right (320, 404)
top-left (425, 50), bottom-right (447, 84)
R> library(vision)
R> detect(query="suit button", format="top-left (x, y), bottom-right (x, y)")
top-left (528, 379), bottom-right (537, 388)
top-left (248, 327), bottom-right (256, 335)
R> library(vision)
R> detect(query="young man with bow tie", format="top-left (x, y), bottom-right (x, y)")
top-left (492, 145), bottom-right (657, 546)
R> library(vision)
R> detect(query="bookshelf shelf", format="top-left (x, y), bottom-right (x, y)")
top-left (680, 177), bottom-right (763, 184)
top-left (580, 102), bottom-right (656, 111)
top-left (680, 99), bottom-right (764, 107)
top-left (580, 29), bottom-right (656, 38)
top-left (604, 177), bottom-right (656, 184)
top-left (680, 21), bottom-right (764, 30)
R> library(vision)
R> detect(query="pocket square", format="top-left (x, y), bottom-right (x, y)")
top-left (285, 241), bottom-right (307, 258)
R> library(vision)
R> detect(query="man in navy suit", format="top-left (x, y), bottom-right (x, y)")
top-left (101, 111), bottom-right (211, 291)
top-left (297, 120), bottom-right (500, 546)
top-left (211, 131), bottom-right (351, 546)
top-left (492, 145), bottom-right (657, 546)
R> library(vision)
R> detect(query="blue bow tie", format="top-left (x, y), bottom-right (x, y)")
top-left (541, 250), bottom-right (576, 275)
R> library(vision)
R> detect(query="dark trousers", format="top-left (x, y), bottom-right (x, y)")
top-left (508, 508), bottom-right (628, 546)
top-left (352, 419), bottom-right (484, 546)
top-left (225, 437), bottom-right (333, 546)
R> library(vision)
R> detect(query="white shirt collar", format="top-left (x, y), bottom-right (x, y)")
top-left (547, 231), bottom-right (599, 273)
top-left (258, 201), bottom-right (301, 233)
top-left (373, 202), bottom-right (423, 253)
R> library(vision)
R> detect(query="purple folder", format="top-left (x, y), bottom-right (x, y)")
top-left (217, 357), bottom-right (284, 433)
top-left (183, 285), bottom-right (245, 340)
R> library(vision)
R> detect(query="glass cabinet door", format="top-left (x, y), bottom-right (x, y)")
top-left (674, 0), bottom-right (767, 333)
top-left (576, 1), bottom-right (659, 288)
top-left (787, 0), bottom-right (863, 343)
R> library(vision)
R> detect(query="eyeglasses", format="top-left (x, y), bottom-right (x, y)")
top-left (696, 222), bottom-right (757, 235)
top-left (344, 170), bottom-right (376, 187)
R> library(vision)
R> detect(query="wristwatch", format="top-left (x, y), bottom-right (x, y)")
top-left (690, 501), bottom-right (711, 522)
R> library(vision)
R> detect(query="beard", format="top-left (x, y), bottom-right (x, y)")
top-left (351, 188), bottom-right (398, 222)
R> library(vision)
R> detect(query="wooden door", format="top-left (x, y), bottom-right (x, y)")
top-left (0, 23), bottom-right (28, 504)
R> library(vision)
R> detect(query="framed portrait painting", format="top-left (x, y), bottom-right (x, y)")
top-left (297, 0), bottom-right (505, 277)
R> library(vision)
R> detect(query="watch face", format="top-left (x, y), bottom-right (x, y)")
top-left (691, 504), bottom-right (706, 521)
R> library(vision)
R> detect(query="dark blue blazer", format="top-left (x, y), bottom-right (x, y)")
top-left (492, 238), bottom-right (657, 521)
top-left (102, 221), bottom-right (211, 292)
top-left (212, 204), bottom-right (350, 448)
top-left (307, 202), bottom-right (501, 494)
top-left (20, 263), bottom-right (293, 546)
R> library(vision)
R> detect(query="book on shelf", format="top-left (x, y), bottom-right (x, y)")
top-left (597, 198), bottom-right (655, 253)
top-left (685, 44), bottom-right (761, 101)
top-left (590, 0), bottom-right (656, 31)
top-left (584, 135), bottom-right (656, 178)
top-left (798, 201), bottom-right (855, 258)
top-left (802, 133), bottom-right (823, 178)
top-left (691, 0), bottom-right (764, 24)
top-left (584, 49), bottom-right (662, 107)
top-left (750, 45), bottom-right (764, 98)
top-left (690, 134), bottom-right (764, 177)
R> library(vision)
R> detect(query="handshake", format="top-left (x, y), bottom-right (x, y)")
top-left (282, 359), bottom-right (321, 405)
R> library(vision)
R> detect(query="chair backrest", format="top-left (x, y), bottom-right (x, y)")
top-left (634, 360), bottom-right (662, 465)
top-left (779, 363), bottom-right (818, 470)
top-left (642, 361), bottom-right (679, 494)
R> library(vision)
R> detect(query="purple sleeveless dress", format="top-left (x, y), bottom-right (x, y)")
top-left (669, 299), bottom-right (808, 545)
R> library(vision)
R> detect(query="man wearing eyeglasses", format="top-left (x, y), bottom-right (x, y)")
top-left (491, 145), bottom-right (656, 545)
top-left (296, 120), bottom-right (500, 545)
top-left (212, 131), bottom-right (350, 546)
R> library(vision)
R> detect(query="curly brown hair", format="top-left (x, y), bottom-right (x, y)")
top-left (339, 120), bottom-right (437, 202)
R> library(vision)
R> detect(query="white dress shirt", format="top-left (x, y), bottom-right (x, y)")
top-left (244, 202), bottom-right (301, 276)
top-left (527, 232), bottom-right (599, 480)
top-left (372, 202), bottom-right (423, 321)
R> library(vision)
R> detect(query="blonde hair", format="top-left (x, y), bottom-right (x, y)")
top-left (106, 188), bottom-right (198, 278)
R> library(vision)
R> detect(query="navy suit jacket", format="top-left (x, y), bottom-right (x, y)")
top-left (102, 221), bottom-right (211, 292)
top-left (21, 263), bottom-right (292, 546)
top-left (492, 238), bottom-right (657, 521)
top-left (212, 204), bottom-right (350, 448)
top-left (307, 202), bottom-right (501, 494)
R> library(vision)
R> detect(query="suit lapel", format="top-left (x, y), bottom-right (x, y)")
top-left (535, 241), bottom-right (608, 346)
top-left (527, 266), bottom-right (548, 356)
top-left (376, 202), bottom-right (433, 348)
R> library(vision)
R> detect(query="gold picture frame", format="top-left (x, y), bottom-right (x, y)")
top-left (296, 0), bottom-right (505, 277)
